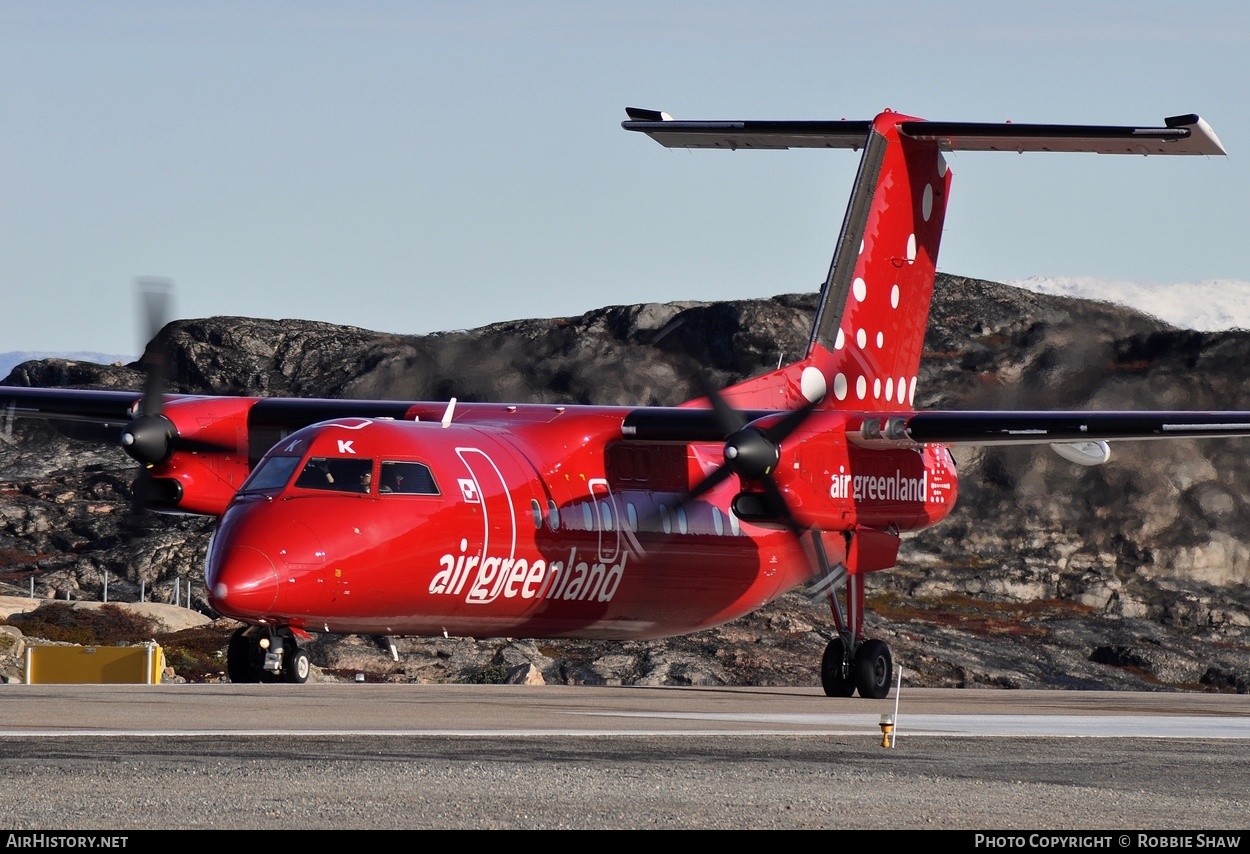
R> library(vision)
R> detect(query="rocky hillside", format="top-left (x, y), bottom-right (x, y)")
top-left (2, 274), bottom-right (1249, 691)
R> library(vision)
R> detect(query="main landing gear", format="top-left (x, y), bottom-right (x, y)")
top-left (227, 626), bottom-right (311, 684)
top-left (809, 532), bottom-right (894, 699)
top-left (820, 634), bottom-right (893, 699)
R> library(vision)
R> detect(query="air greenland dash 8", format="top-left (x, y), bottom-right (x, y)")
top-left (0, 108), bottom-right (1238, 696)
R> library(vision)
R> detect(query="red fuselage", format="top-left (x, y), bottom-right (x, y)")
top-left (205, 405), bottom-right (957, 640)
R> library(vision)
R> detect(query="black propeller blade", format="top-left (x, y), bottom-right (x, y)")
top-left (122, 278), bottom-right (175, 468)
top-left (137, 277), bottom-right (172, 414)
top-left (121, 277), bottom-right (175, 515)
top-left (680, 377), bottom-right (820, 536)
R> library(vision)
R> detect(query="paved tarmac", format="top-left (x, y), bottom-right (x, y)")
top-left (0, 685), bottom-right (1248, 830)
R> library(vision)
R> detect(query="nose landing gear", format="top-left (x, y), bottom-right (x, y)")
top-left (227, 626), bottom-right (311, 684)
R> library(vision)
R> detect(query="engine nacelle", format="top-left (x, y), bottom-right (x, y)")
top-left (147, 396), bottom-right (258, 515)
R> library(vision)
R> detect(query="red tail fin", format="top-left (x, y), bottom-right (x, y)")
top-left (623, 108), bottom-right (1225, 413)
top-left (720, 111), bottom-right (949, 412)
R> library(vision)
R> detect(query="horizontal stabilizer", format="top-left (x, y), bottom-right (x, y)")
top-left (623, 113), bottom-right (874, 150)
top-left (623, 110), bottom-right (1226, 156)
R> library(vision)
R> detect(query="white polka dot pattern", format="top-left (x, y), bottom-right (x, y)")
top-left (825, 144), bottom-right (947, 416)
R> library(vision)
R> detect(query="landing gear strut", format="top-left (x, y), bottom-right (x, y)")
top-left (811, 531), bottom-right (894, 699)
top-left (227, 626), bottom-right (310, 684)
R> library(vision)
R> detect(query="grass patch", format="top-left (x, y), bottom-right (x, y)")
top-left (461, 664), bottom-right (511, 684)
top-left (2, 603), bottom-right (159, 646)
top-left (153, 623), bottom-right (236, 682)
top-left (873, 591), bottom-right (1098, 639)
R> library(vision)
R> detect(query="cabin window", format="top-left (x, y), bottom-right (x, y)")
top-left (294, 457), bottom-right (375, 494)
top-left (626, 503), bottom-right (638, 533)
top-left (676, 505), bottom-right (688, 535)
top-left (712, 506), bottom-right (724, 536)
top-left (547, 500), bottom-right (561, 531)
top-left (531, 499), bottom-right (543, 529)
top-left (581, 503), bottom-right (594, 531)
top-left (239, 456), bottom-right (301, 493)
top-left (379, 461), bottom-right (439, 495)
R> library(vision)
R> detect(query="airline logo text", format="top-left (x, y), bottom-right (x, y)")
top-left (829, 467), bottom-right (943, 504)
top-left (429, 539), bottom-right (627, 605)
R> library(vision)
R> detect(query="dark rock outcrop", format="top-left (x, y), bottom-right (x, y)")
top-left (2, 274), bottom-right (1249, 691)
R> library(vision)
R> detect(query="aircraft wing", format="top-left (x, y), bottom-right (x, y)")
top-left (624, 406), bottom-right (1250, 441)
top-left (0, 387), bottom-right (143, 429)
top-left (0, 385), bottom-right (438, 454)
top-left (0, 386), bottom-right (428, 430)
top-left (845, 410), bottom-right (1250, 456)
top-left (11, 386), bottom-right (1246, 444)
top-left (842, 409), bottom-right (1250, 466)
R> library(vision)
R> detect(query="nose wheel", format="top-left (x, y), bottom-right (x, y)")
top-left (283, 647), bottom-right (311, 683)
top-left (226, 627), bottom-right (310, 684)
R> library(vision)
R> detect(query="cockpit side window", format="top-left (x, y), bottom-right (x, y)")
top-left (240, 456), bottom-right (301, 493)
top-left (379, 461), bottom-right (439, 495)
top-left (294, 457), bottom-right (376, 494)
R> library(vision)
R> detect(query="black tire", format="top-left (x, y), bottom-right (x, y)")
top-left (820, 637), bottom-right (856, 697)
top-left (283, 647), bottom-right (311, 684)
top-left (226, 628), bottom-right (259, 683)
top-left (853, 639), bottom-right (893, 699)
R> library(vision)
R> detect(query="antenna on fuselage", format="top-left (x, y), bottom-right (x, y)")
top-left (441, 397), bottom-right (457, 428)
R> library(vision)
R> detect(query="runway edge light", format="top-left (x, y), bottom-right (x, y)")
top-left (878, 666), bottom-right (903, 748)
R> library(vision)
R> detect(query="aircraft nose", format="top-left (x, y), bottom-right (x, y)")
top-left (209, 545), bottom-right (280, 619)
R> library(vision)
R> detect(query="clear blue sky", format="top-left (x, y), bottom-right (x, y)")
top-left (2, 1), bottom-right (1247, 356)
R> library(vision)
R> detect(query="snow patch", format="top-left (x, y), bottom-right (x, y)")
top-left (1007, 276), bottom-right (1250, 332)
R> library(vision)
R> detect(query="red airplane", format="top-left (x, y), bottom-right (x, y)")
top-left (1, 108), bottom-right (1239, 697)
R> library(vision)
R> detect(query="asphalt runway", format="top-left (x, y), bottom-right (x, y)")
top-left (1, 685), bottom-right (1248, 830)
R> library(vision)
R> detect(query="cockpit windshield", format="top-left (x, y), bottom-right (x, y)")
top-left (293, 457), bottom-right (376, 494)
top-left (238, 455), bottom-right (301, 494)
top-left (238, 454), bottom-right (439, 497)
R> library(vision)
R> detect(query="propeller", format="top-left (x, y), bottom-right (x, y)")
top-left (120, 278), bottom-right (174, 460)
top-left (684, 379), bottom-right (853, 608)
top-left (117, 278), bottom-right (176, 512)
top-left (679, 376), bottom-right (820, 536)
top-left (118, 279), bottom-right (240, 513)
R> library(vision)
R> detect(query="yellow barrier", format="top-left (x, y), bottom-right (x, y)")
top-left (25, 643), bottom-right (164, 684)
